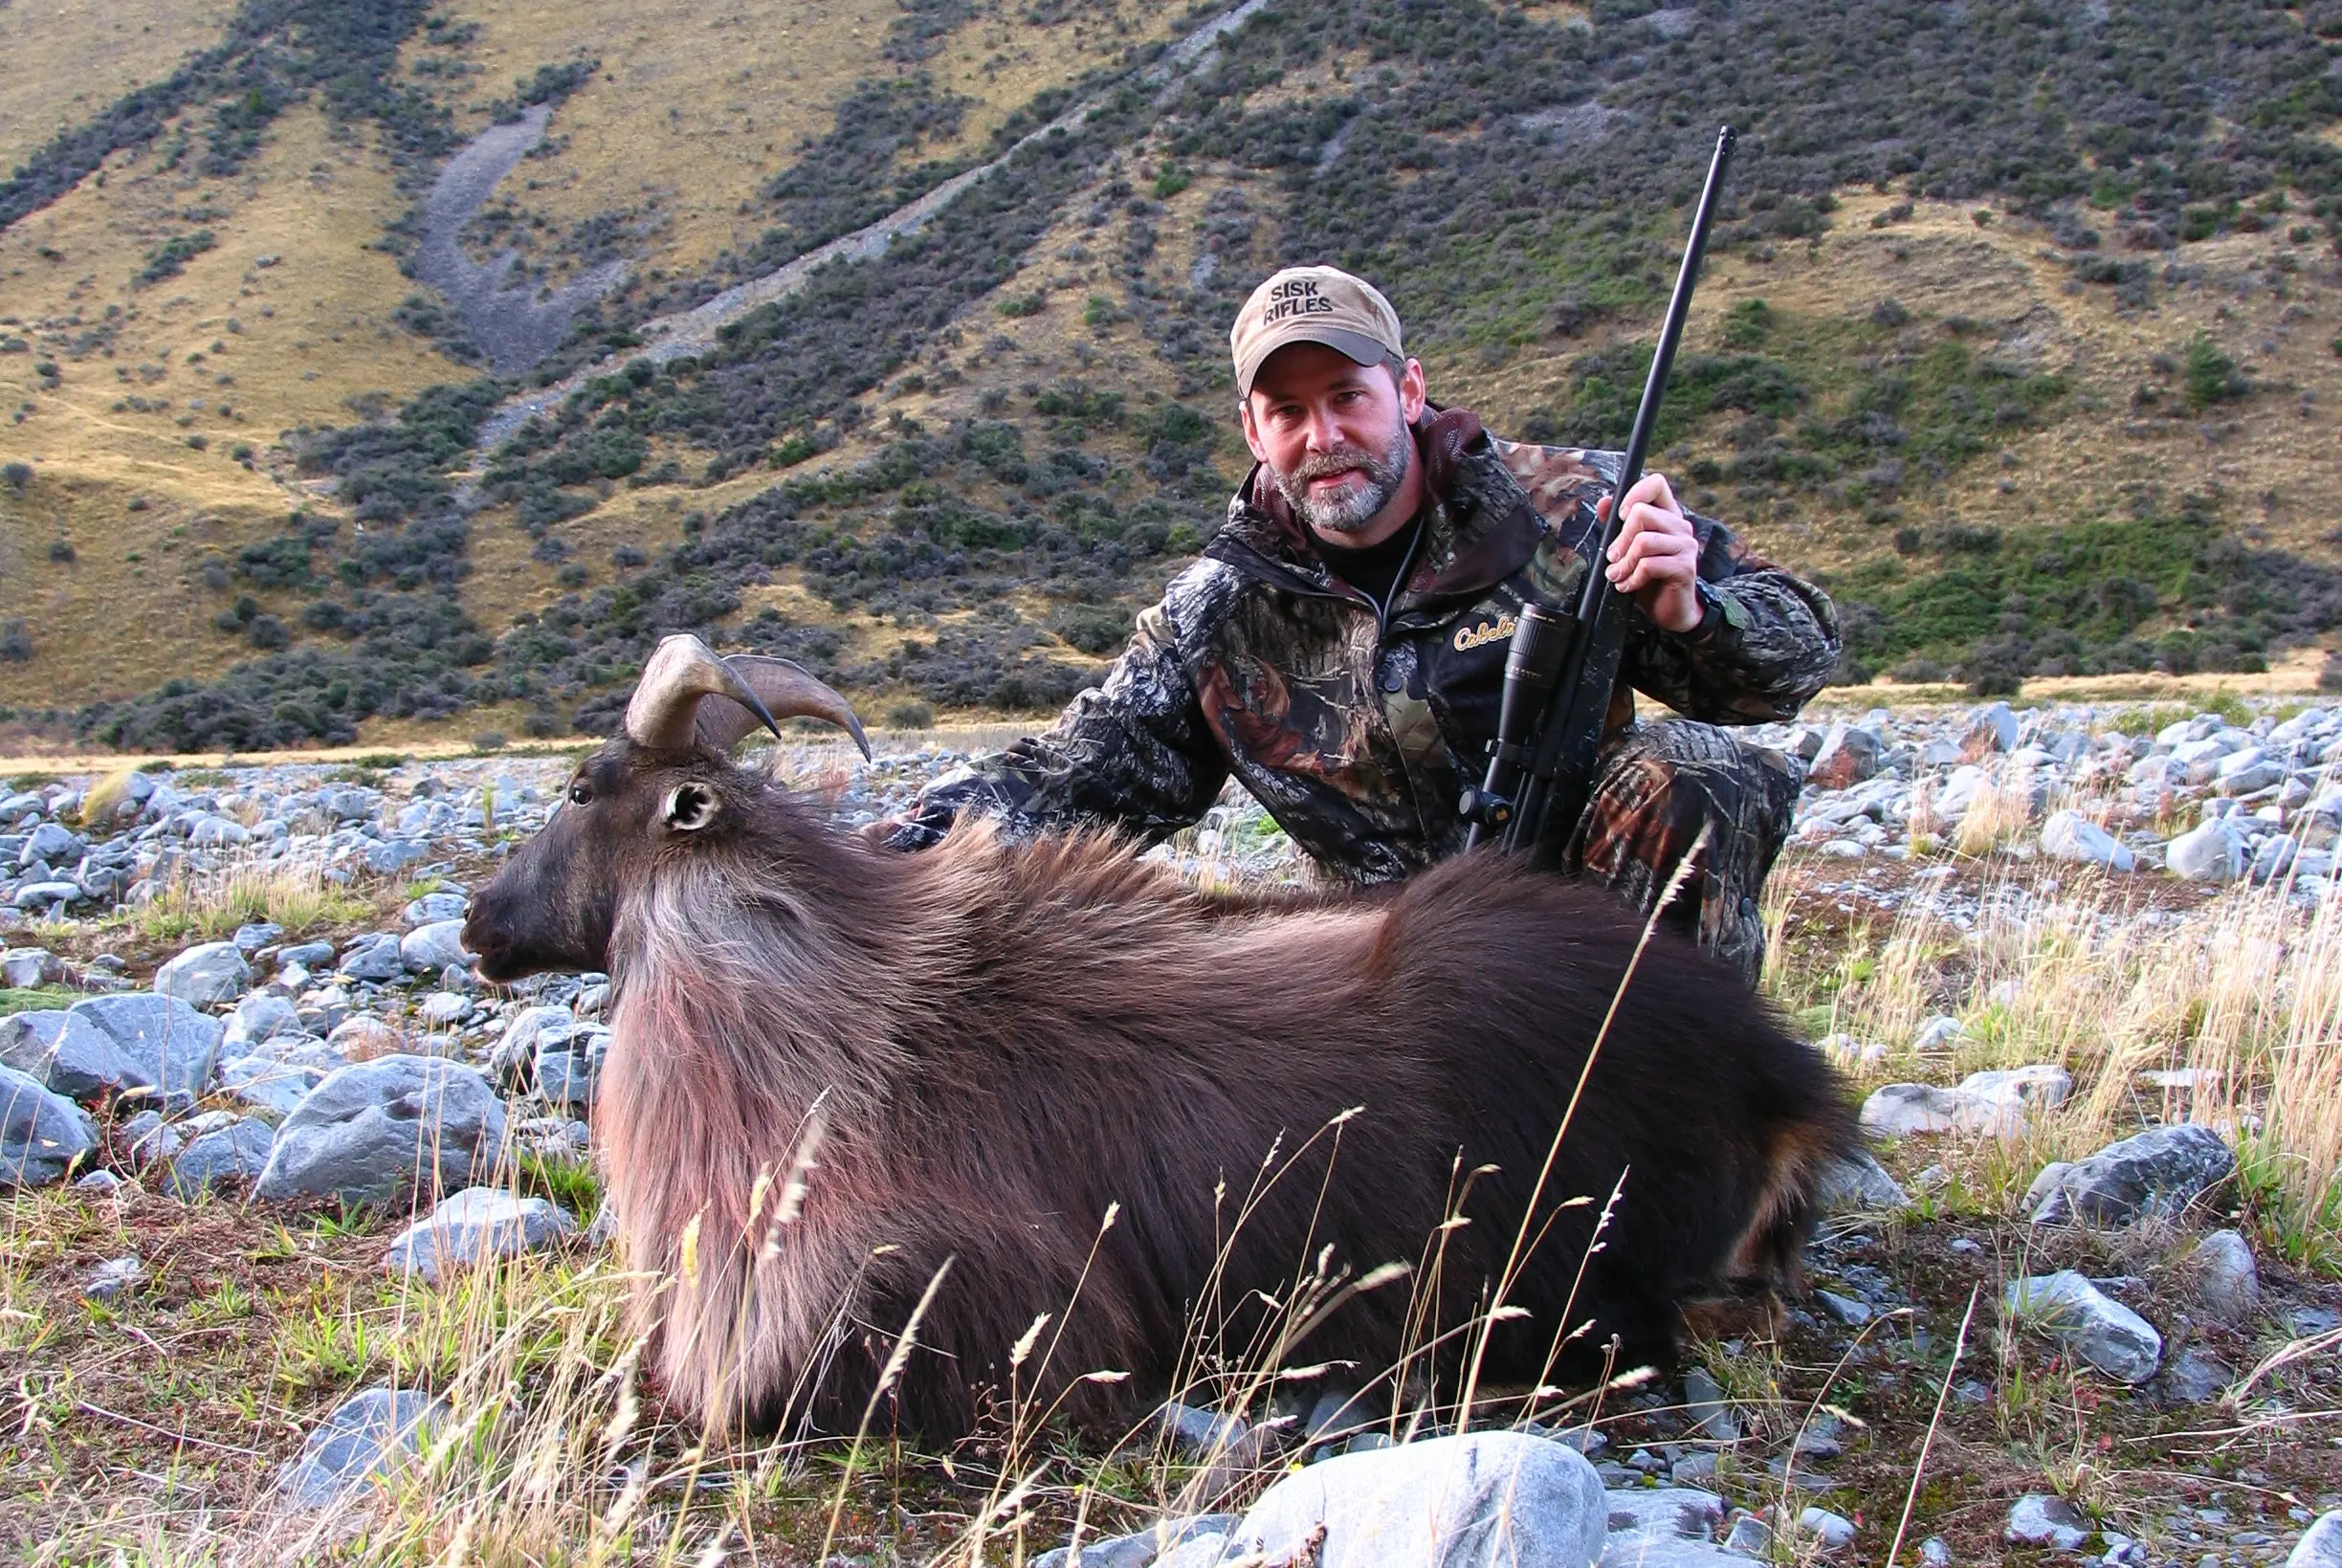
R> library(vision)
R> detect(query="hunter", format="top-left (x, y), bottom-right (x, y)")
top-left (885, 265), bottom-right (1841, 982)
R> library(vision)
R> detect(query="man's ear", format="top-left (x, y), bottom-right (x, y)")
top-left (1398, 358), bottom-right (1428, 424)
top-left (1238, 397), bottom-right (1270, 464)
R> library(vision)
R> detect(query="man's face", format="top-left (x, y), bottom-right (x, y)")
top-left (1241, 342), bottom-right (1427, 538)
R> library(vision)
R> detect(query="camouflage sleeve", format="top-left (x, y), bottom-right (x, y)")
top-left (881, 600), bottom-right (1230, 850)
top-left (1622, 518), bottom-right (1843, 724)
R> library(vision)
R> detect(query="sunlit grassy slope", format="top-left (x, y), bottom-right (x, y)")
top-left (0, 0), bottom-right (2337, 740)
top-left (0, 0), bottom-right (239, 173)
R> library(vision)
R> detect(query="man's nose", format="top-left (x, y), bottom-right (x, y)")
top-left (1301, 404), bottom-right (1344, 453)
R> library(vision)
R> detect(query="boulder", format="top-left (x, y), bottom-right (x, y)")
top-left (2290, 1512), bottom-right (2342, 1568)
top-left (1807, 724), bottom-right (1882, 790)
top-left (403, 891), bottom-right (469, 928)
top-left (339, 933), bottom-right (407, 983)
top-left (489, 1005), bottom-right (579, 1093)
top-left (400, 920), bottom-right (470, 974)
top-left (1960, 702), bottom-right (2019, 761)
top-left (1217, 1431), bottom-right (1605, 1568)
top-left (67, 994), bottom-right (223, 1103)
top-left (2028, 1123), bottom-right (2235, 1226)
top-left (254, 1055), bottom-right (506, 1207)
top-left (276, 1387), bottom-right (447, 1509)
top-left (0, 1009), bottom-right (142, 1102)
top-left (2006, 1271), bottom-right (2161, 1382)
top-left (1600, 1488), bottom-right (1734, 1568)
top-left (327, 1015), bottom-right (407, 1061)
top-left (153, 941), bottom-right (252, 1006)
top-left (2157, 1348), bottom-right (2233, 1406)
top-left (222, 992), bottom-right (304, 1053)
top-left (2040, 810), bottom-right (2136, 871)
top-left (219, 1035), bottom-right (347, 1118)
top-left (1859, 1070), bottom-right (2062, 1138)
top-left (1031, 1516), bottom-right (1240, 1568)
top-left (536, 1025), bottom-right (610, 1114)
top-left (2166, 819), bottom-right (2246, 882)
top-left (2188, 1229), bottom-right (2260, 1326)
top-left (166, 1116), bottom-right (276, 1198)
top-left (0, 946), bottom-right (60, 987)
top-left (381, 1187), bottom-right (575, 1284)
top-left (0, 1062), bottom-right (99, 1185)
top-left (1814, 1149), bottom-right (1909, 1212)
top-left (2005, 1493), bottom-right (2090, 1552)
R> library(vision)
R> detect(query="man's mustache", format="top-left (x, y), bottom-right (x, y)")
top-left (1286, 447), bottom-right (1381, 482)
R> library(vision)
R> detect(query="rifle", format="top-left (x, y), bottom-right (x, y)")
top-left (1460, 123), bottom-right (1738, 859)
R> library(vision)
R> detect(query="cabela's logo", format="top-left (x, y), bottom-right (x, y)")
top-left (1452, 612), bottom-right (1518, 652)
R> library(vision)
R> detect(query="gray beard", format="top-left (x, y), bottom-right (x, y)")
top-left (1271, 420), bottom-right (1414, 536)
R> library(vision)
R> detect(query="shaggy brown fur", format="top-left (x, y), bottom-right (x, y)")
top-left (464, 739), bottom-right (1860, 1440)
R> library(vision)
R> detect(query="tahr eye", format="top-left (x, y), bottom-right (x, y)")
top-left (664, 781), bottom-right (718, 832)
top-left (567, 779), bottom-right (592, 806)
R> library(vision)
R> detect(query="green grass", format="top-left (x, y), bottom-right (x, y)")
top-left (0, 986), bottom-right (78, 1017)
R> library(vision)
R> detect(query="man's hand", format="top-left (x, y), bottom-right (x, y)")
top-left (1597, 472), bottom-right (1703, 634)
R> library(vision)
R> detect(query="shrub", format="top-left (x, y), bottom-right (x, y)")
top-left (0, 621), bottom-right (31, 663)
top-left (1, 462), bottom-right (31, 494)
top-left (884, 698), bottom-right (936, 728)
top-left (472, 730), bottom-right (509, 752)
top-left (2184, 335), bottom-right (2247, 408)
top-left (46, 540), bottom-right (74, 563)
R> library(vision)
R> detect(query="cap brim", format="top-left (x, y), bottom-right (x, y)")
top-left (1236, 326), bottom-right (1393, 396)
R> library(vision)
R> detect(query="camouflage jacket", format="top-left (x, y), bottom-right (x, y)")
top-left (890, 409), bottom-right (1841, 882)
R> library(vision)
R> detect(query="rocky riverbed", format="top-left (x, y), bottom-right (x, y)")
top-left (0, 698), bottom-right (2336, 1561)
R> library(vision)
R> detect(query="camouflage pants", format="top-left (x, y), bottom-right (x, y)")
top-left (1560, 720), bottom-right (1802, 986)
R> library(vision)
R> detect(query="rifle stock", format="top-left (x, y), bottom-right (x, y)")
top-left (1462, 123), bottom-right (1738, 858)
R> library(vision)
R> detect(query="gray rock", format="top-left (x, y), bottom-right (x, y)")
top-left (2029, 1123), bottom-right (2235, 1226)
top-left (381, 1187), bottom-right (575, 1283)
top-left (153, 941), bottom-right (251, 1006)
top-left (1860, 1079), bottom-right (2034, 1137)
top-left (2166, 820), bottom-right (2246, 881)
top-left (84, 1254), bottom-right (144, 1300)
top-left (220, 1035), bottom-right (346, 1118)
top-left (278, 940), bottom-right (336, 969)
top-left (1808, 724), bottom-right (1882, 790)
top-left (340, 933), bottom-right (408, 983)
top-left (2289, 1512), bottom-right (2342, 1568)
top-left (1919, 1535), bottom-right (1952, 1566)
top-left (2287, 1304), bottom-right (2341, 1336)
top-left (1156, 1401), bottom-right (1248, 1457)
top-left (1961, 702), bottom-right (2019, 759)
top-left (231, 921), bottom-right (283, 953)
top-left (2006, 1271), bottom-right (2162, 1382)
top-left (400, 920), bottom-right (470, 974)
top-left (2042, 810), bottom-right (2137, 871)
top-left (221, 992), bottom-right (303, 1053)
top-left (276, 1387), bottom-right (447, 1509)
top-left (0, 1009), bottom-right (142, 1102)
top-left (1031, 1514), bottom-right (1241, 1568)
top-left (365, 839), bottom-right (428, 876)
top-left (75, 1167), bottom-right (122, 1192)
top-left (1683, 1366), bottom-right (1740, 1442)
top-left (1220, 1432), bottom-right (1605, 1568)
top-left (403, 891), bottom-right (469, 928)
top-left (2158, 1348), bottom-right (2233, 1405)
top-left (535, 1025), bottom-right (609, 1113)
top-left (1603, 1487), bottom-right (1726, 1551)
top-left (16, 880), bottom-right (84, 911)
top-left (166, 1116), bottom-right (276, 1198)
top-left (326, 1015), bottom-right (405, 1061)
top-left (68, 994), bottom-right (224, 1103)
top-left (419, 991), bottom-right (474, 1027)
top-left (1817, 1290), bottom-right (1871, 1327)
top-left (19, 822), bottom-right (84, 868)
top-left (489, 1005), bottom-right (576, 1092)
top-left (1912, 1015), bottom-right (1963, 1051)
top-left (1799, 1507), bottom-right (1856, 1551)
top-left (0, 946), bottom-right (60, 987)
top-left (2190, 1229), bottom-right (2260, 1326)
top-left (1724, 1513), bottom-right (1775, 1557)
top-left (1816, 1152), bottom-right (1910, 1215)
top-left (254, 1054), bottom-right (507, 1206)
top-left (2006, 1492), bottom-right (2091, 1551)
top-left (0, 1062), bottom-right (99, 1185)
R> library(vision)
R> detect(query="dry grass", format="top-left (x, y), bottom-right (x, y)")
top-left (0, 0), bottom-right (239, 173)
top-left (106, 853), bottom-right (382, 948)
top-left (1767, 842), bottom-right (2342, 1272)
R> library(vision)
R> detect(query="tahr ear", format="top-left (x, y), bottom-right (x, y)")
top-left (662, 781), bottom-right (719, 833)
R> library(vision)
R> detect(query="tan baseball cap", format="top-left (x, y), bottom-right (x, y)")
top-left (1228, 265), bottom-right (1404, 397)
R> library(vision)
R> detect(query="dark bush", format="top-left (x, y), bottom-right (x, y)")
top-left (1, 462), bottom-right (31, 494)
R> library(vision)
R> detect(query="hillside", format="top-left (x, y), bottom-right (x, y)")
top-left (2, 0), bottom-right (2340, 750)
